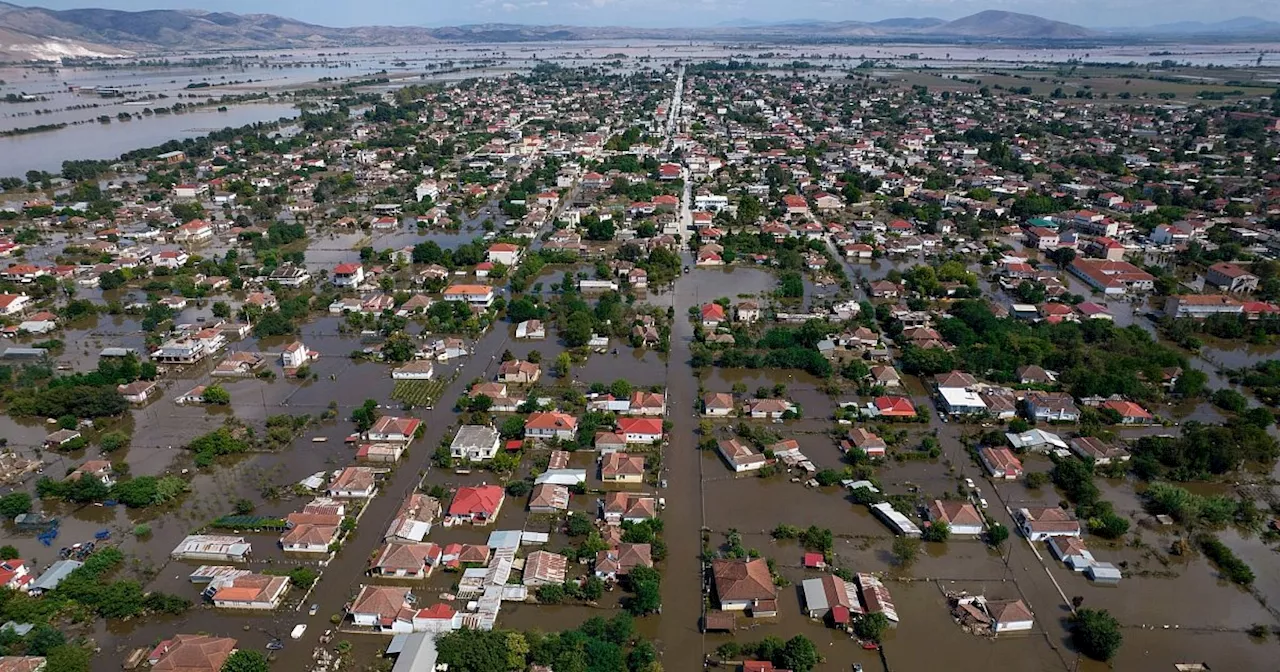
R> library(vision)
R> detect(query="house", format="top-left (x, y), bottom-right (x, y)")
top-left (280, 341), bottom-right (315, 369)
top-left (0, 562), bottom-right (31, 591)
top-left (148, 635), bottom-right (237, 672)
top-left (1024, 392), bottom-right (1080, 423)
top-left (1048, 536), bottom-right (1095, 571)
top-left (1006, 429), bottom-right (1068, 452)
top-left (527, 483), bottom-right (570, 513)
top-left (735, 301), bottom-right (762, 323)
top-left (617, 417), bottom-right (663, 444)
top-left (870, 502), bottom-right (922, 537)
top-left (67, 460), bottom-right (115, 487)
top-left (370, 542), bottom-right (440, 578)
top-left (486, 243), bottom-right (521, 266)
top-left (856, 573), bottom-right (899, 623)
top-left (446, 485), bottom-right (505, 525)
top-left (844, 428), bottom-right (887, 459)
top-left (594, 543), bottom-right (653, 580)
top-left (367, 416), bottom-right (422, 443)
top-left (712, 559), bottom-right (776, 612)
top-left (1015, 365), bottom-right (1056, 385)
top-left (1164, 294), bottom-right (1244, 319)
top-left (594, 431), bottom-right (628, 453)
top-left (117, 380), bottom-right (158, 404)
top-left (498, 359), bottom-right (541, 384)
top-left (16, 312), bottom-right (56, 334)
top-left (987, 599), bottom-right (1034, 633)
top-left (782, 194), bottom-right (808, 214)
top-left (0, 658), bottom-right (46, 672)
top-left (515, 320), bottom-right (545, 340)
top-left (392, 360), bottom-right (436, 380)
top-left (327, 466), bottom-right (378, 498)
top-left (43, 428), bottom-right (81, 449)
top-left (347, 585), bottom-right (416, 633)
top-left (356, 442), bottom-right (405, 463)
top-left (1206, 262), bottom-right (1258, 293)
top-left (1017, 507), bottom-right (1082, 541)
top-left (601, 453), bottom-right (645, 483)
top-left (385, 493), bottom-right (441, 542)
top-left (743, 398), bottom-right (795, 419)
top-left (801, 574), bottom-right (862, 625)
top-left (442, 284), bottom-right (495, 308)
top-left (449, 425), bottom-right (501, 462)
top-left (1100, 400), bottom-right (1153, 424)
top-left (280, 523), bottom-right (339, 553)
top-left (332, 263), bottom-right (365, 288)
top-left (1069, 259), bottom-right (1154, 295)
top-left (210, 573), bottom-right (290, 610)
top-left (702, 393), bottom-right (736, 417)
top-left (524, 411), bottom-right (578, 440)
top-left (523, 550), bottom-right (568, 587)
top-left (626, 391), bottom-right (666, 416)
top-left (872, 396), bottom-right (916, 418)
top-left (0, 294), bottom-right (30, 316)
top-left (171, 535), bottom-right (251, 562)
top-left (928, 500), bottom-right (984, 535)
top-left (701, 303), bottom-right (726, 327)
top-left (716, 439), bottom-right (767, 473)
top-left (27, 558), bottom-right (82, 595)
top-left (269, 263), bottom-right (311, 287)
top-left (868, 365), bottom-right (902, 388)
top-left (1069, 437), bottom-right (1130, 464)
top-left (980, 446), bottom-right (1023, 480)
top-left (601, 492), bottom-right (657, 523)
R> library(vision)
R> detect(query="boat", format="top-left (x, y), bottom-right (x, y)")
top-left (290, 624), bottom-right (307, 640)
top-left (266, 641), bottom-right (284, 651)
top-left (311, 437), bottom-right (328, 443)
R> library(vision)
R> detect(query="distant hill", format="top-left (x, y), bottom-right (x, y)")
top-left (1124, 16), bottom-right (1280, 35)
top-left (927, 10), bottom-right (1094, 39)
top-left (10, 3), bottom-right (1275, 62)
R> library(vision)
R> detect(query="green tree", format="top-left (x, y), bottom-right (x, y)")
top-left (44, 644), bottom-right (92, 672)
top-left (853, 612), bottom-right (890, 642)
top-left (922, 520), bottom-right (950, 542)
top-left (202, 384), bottom-right (231, 405)
top-left (777, 635), bottom-right (821, 672)
top-left (987, 523), bottom-right (1010, 548)
top-left (1069, 608), bottom-right (1123, 661)
top-left (0, 492), bottom-right (31, 518)
top-left (0, 545), bottom-right (18, 560)
top-left (25, 624), bottom-right (65, 656)
top-left (220, 649), bottom-right (270, 672)
top-left (892, 535), bottom-right (920, 568)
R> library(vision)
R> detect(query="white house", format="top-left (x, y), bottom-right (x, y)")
top-left (280, 341), bottom-right (315, 369)
top-left (392, 360), bottom-right (435, 380)
top-left (449, 425), bottom-right (501, 462)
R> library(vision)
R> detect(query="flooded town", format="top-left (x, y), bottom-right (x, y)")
top-left (2, 5), bottom-right (1280, 672)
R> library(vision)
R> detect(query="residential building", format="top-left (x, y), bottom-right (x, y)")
top-left (1017, 507), bottom-right (1082, 541)
top-left (801, 574), bottom-right (862, 625)
top-left (210, 573), bottom-right (290, 610)
top-left (601, 492), bottom-right (657, 523)
top-left (617, 417), bottom-right (663, 444)
top-left (1069, 437), bottom-right (1130, 464)
top-left (1163, 294), bottom-right (1243, 319)
top-left (148, 635), bottom-right (237, 672)
top-left (928, 500), bottom-right (984, 535)
top-left (988, 599), bottom-right (1035, 633)
top-left (1205, 262), bottom-right (1258, 293)
top-left (449, 425), bottom-right (501, 462)
top-left (324, 466), bottom-right (375, 498)
top-left (523, 550), bottom-right (568, 586)
top-left (601, 453), bottom-right (645, 483)
top-left (385, 493), bottom-right (441, 542)
top-left (332, 263), bottom-right (365, 288)
top-left (370, 542), bottom-right (440, 579)
top-left (171, 535), bottom-right (251, 562)
top-left (979, 446), bottom-right (1023, 480)
top-left (524, 411), bottom-right (578, 440)
top-left (527, 483), bottom-right (570, 513)
top-left (712, 559), bottom-right (776, 612)
top-left (1024, 392), bottom-right (1080, 423)
top-left (716, 438), bottom-right (767, 473)
top-left (702, 392), bottom-right (736, 417)
top-left (367, 416), bottom-right (422, 443)
top-left (594, 543), bottom-right (653, 580)
top-left (280, 523), bottom-right (339, 553)
top-left (446, 485), bottom-right (505, 525)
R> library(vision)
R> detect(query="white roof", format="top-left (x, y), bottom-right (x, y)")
top-left (870, 502), bottom-right (922, 536)
top-left (1007, 429), bottom-right (1068, 450)
top-left (534, 469), bottom-right (586, 486)
top-left (939, 387), bottom-right (986, 409)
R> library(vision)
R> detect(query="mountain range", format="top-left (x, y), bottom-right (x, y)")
top-left (0, 3), bottom-right (1277, 62)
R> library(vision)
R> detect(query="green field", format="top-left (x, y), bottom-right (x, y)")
top-left (392, 379), bottom-right (447, 407)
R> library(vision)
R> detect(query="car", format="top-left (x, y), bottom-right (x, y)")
top-left (964, 478), bottom-right (975, 489)
top-left (309, 604), bottom-right (318, 616)
top-left (979, 498), bottom-right (989, 509)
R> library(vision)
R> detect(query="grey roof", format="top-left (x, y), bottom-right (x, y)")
top-left (99, 347), bottom-right (138, 357)
top-left (390, 632), bottom-right (438, 672)
top-left (0, 622), bottom-right (32, 636)
top-left (451, 425), bottom-right (500, 451)
top-left (2, 348), bottom-right (47, 358)
top-left (802, 577), bottom-right (830, 612)
top-left (29, 559), bottom-right (82, 592)
top-left (486, 530), bottom-right (522, 550)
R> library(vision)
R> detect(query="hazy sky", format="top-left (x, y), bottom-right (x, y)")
top-left (18, 0), bottom-right (1280, 28)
